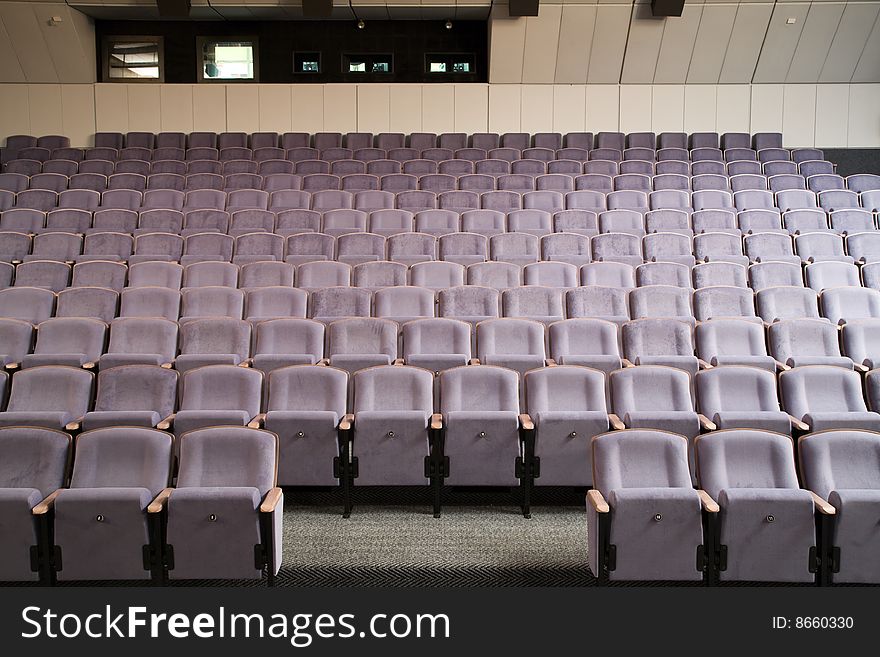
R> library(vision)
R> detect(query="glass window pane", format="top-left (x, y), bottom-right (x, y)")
top-left (108, 41), bottom-right (160, 79)
top-left (203, 41), bottom-right (255, 80)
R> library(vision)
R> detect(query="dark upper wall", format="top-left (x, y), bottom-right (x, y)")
top-left (95, 19), bottom-right (487, 84)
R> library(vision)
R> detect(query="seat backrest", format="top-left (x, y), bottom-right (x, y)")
top-left (33, 317), bottom-right (106, 361)
top-left (373, 286), bottom-right (434, 318)
top-left (565, 286), bottom-right (629, 319)
top-left (176, 427), bottom-right (276, 494)
top-left (328, 318), bottom-right (397, 358)
top-left (179, 317), bottom-right (251, 359)
top-left (180, 286), bottom-right (244, 318)
top-left (0, 426), bottom-right (69, 494)
top-left (622, 317), bottom-right (694, 359)
top-left (245, 286), bottom-right (308, 319)
top-left (254, 318), bottom-right (324, 359)
top-left (309, 286), bottom-right (371, 318)
top-left (549, 318), bottom-right (620, 358)
top-left (107, 317), bottom-right (178, 361)
top-left (768, 318), bottom-right (841, 361)
top-left (180, 365), bottom-right (262, 416)
top-left (693, 285), bottom-right (756, 321)
top-left (438, 285), bottom-right (500, 318)
top-left (70, 427), bottom-right (171, 495)
top-left (477, 318), bottom-right (545, 358)
top-left (525, 365), bottom-right (606, 414)
top-left (353, 365), bottom-right (433, 414)
top-left (502, 286), bottom-right (564, 318)
top-left (696, 430), bottom-right (798, 499)
top-left (266, 365), bottom-right (347, 414)
top-left (440, 365), bottom-right (519, 413)
top-left (696, 366), bottom-right (780, 414)
top-left (611, 365), bottom-right (693, 414)
top-left (780, 366), bottom-right (868, 416)
top-left (800, 430), bottom-right (880, 499)
top-left (629, 284), bottom-right (693, 318)
top-left (821, 287), bottom-right (880, 324)
top-left (695, 318), bottom-right (767, 359)
top-left (402, 318), bottom-right (471, 359)
top-left (7, 365), bottom-right (93, 414)
top-left (592, 430), bottom-right (692, 494)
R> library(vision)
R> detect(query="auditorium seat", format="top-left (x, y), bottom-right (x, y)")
top-left (780, 366), bottom-right (880, 431)
top-left (0, 365), bottom-right (93, 430)
top-left (695, 366), bottom-right (790, 433)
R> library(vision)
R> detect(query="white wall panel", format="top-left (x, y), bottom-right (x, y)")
top-left (520, 84), bottom-right (554, 134)
top-left (356, 84), bottom-right (390, 133)
top-left (323, 85), bottom-right (357, 133)
top-left (716, 85), bottom-right (751, 133)
top-left (687, 4), bottom-right (738, 83)
top-left (258, 85), bottom-right (292, 133)
top-left (585, 85), bottom-right (620, 132)
top-left (291, 85), bottom-right (324, 134)
top-left (683, 85), bottom-right (717, 133)
top-left (27, 84), bottom-right (63, 137)
top-left (651, 85), bottom-right (685, 133)
top-left (60, 84), bottom-right (95, 147)
top-left (587, 5), bottom-right (631, 84)
top-left (521, 6), bottom-right (563, 84)
top-left (489, 17), bottom-right (527, 83)
top-left (226, 85), bottom-right (260, 133)
top-left (160, 85), bottom-right (194, 134)
top-left (618, 85), bottom-right (652, 134)
top-left (815, 84), bottom-right (849, 147)
top-left (552, 85), bottom-right (586, 133)
top-left (555, 5), bottom-right (596, 84)
top-left (94, 84), bottom-right (129, 134)
top-left (127, 85), bottom-right (162, 134)
top-left (421, 84), bottom-right (455, 134)
top-left (782, 83), bottom-right (816, 147)
top-left (389, 85), bottom-right (422, 135)
top-left (654, 4), bottom-right (702, 84)
top-left (191, 85), bottom-right (226, 133)
top-left (848, 84), bottom-right (880, 146)
top-left (454, 84), bottom-right (489, 134)
top-left (750, 84), bottom-right (784, 133)
top-left (488, 85), bottom-right (522, 133)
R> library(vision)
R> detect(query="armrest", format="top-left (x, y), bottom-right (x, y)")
top-left (64, 417), bottom-right (84, 433)
top-left (468, 358), bottom-right (481, 365)
top-left (775, 360), bottom-right (791, 372)
top-left (32, 490), bottom-right (62, 516)
top-left (853, 363), bottom-right (869, 374)
top-left (788, 414), bottom-right (810, 432)
top-left (587, 489), bottom-right (610, 514)
top-left (160, 361), bottom-right (174, 369)
top-left (318, 358), bottom-right (330, 366)
top-left (147, 487), bottom-right (174, 514)
top-left (621, 359), bottom-right (635, 368)
top-left (157, 413), bottom-right (175, 431)
top-left (247, 413), bottom-right (267, 430)
top-left (339, 413), bottom-right (355, 431)
top-left (430, 413), bottom-right (443, 431)
top-left (392, 358), bottom-right (405, 366)
top-left (809, 491), bottom-right (836, 516)
top-left (82, 361), bottom-right (97, 370)
top-left (608, 413), bottom-right (626, 431)
top-left (697, 490), bottom-right (720, 513)
top-left (238, 358), bottom-right (253, 368)
top-left (545, 358), bottom-right (557, 367)
top-left (518, 413), bottom-right (534, 431)
top-left (698, 359), bottom-right (713, 370)
top-left (4, 362), bottom-right (20, 371)
top-left (698, 414), bottom-right (717, 431)
top-left (260, 487), bottom-right (283, 514)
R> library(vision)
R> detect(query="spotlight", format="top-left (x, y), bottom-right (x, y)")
top-left (357, 19), bottom-right (365, 29)
top-left (445, 20), bottom-right (452, 29)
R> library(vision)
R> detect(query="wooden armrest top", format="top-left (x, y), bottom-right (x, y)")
top-left (156, 414), bottom-right (175, 431)
top-left (518, 413), bottom-right (534, 431)
top-left (697, 489), bottom-right (720, 513)
top-left (339, 413), bottom-right (355, 431)
top-left (698, 414), bottom-right (717, 431)
top-left (247, 413), bottom-right (267, 430)
top-left (147, 487), bottom-right (174, 514)
top-left (430, 413), bottom-right (443, 431)
top-left (587, 489), bottom-right (610, 514)
top-left (468, 358), bottom-right (481, 366)
top-left (788, 414), bottom-right (810, 432)
top-left (809, 491), bottom-right (836, 516)
top-left (32, 489), bottom-right (62, 516)
top-left (260, 487), bottom-right (283, 514)
top-left (608, 413), bottom-right (626, 431)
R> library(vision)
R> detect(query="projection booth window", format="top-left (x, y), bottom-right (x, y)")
top-left (103, 37), bottom-right (164, 82)
top-left (198, 38), bottom-right (259, 82)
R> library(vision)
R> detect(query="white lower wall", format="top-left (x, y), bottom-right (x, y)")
top-left (2, 83), bottom-right (879, 149)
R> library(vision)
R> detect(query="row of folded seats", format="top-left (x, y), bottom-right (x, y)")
top-left (4, 269), bottom-right (880, 326)
top-left (2, 363), bottom-right (880, 583)
top-left (1, 130), bottom-right (795, 152)
top-left (1, 170), bottom-right (871, 196)
top-left (3, 186), bottom-right (879, 218)
top-left (0, 157), bottom-right (855, 182)
top-left (3, 224), bottom-right (880, 268)
top-left (0, 130), bottom-right (810, 160)
top-left (3, 314), bottom-right (880, 429)
top-left (5, 308), bottom-right (880, 374)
